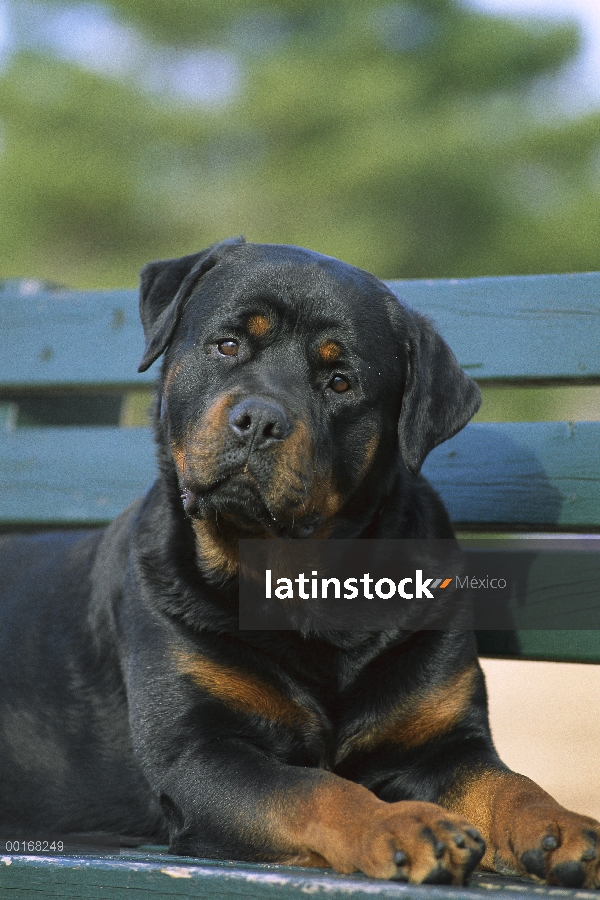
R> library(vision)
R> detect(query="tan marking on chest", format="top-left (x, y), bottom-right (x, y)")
top-left (175, 651), bottom-right (312, 728)
top-left (344, 662), bottom-right (478, 757)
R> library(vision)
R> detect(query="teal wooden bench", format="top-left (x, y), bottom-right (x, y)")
top-left (1, 272), bottom-right (599, 898)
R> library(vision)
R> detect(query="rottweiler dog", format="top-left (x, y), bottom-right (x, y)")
top-left (1, 238), bottom-right (599, 886)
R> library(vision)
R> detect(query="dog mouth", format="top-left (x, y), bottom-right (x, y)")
top-left (180, 472), bottom-right (322, 538)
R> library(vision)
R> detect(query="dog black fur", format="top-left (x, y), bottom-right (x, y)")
top-left (1, 240), bottom-right (598, 886)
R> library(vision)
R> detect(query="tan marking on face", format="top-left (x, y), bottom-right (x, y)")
top-left (163, 359), bottom-right (185, 395)
top-left (193, 511), bottom-right (281, 581)
top-left (247, 314), bottom-right (270, 338)
top-left (163, 361), bottom-right (190, 478)
top-left (263, 419), bottom-right (314, 515)
top-left (342, 662), bottom-right (478, 759)
top-left (318, 340), bottom-right (341, 364)
top-left (198, 393), bottom-right (234, 439)
top-left (175, 650), bottom-right (314, 728)
top-left (264, 439), bottom-right (343, 526)
top-left (359, 433), bottom-right (379, 478)
top-left (180, 394), bottom-right (235, 486)
top-left (171, 442), bottom-right (187, 480)
top-left (302, 471), bottom-right (344, 520)
top-left (191, 517), bottom-right (239, 579)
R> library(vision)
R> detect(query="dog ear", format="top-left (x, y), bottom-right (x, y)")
top-left (396, 308), bottom-right (481, 475)
top-left (138, 236), bottom-right (245, 372)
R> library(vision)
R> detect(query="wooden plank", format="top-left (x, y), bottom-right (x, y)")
top-left (423, 420), bottom-right (600, 528)
top-left (476, 629), bottom-right (600, 665)
top-left (1, 421), bottom-right (599, 528)
top-left (2, 852), bottom-right (596, 900)
top-left (3, 273), bottom-right (600, 389)
top-left (0, 282), bottom-right (152, 388)
top-left (387, 272), bottom-right (600, 383)
top-left (0, 427), bottom-right (155, 525)
top-left (512, 631), bottom-right (600, 664)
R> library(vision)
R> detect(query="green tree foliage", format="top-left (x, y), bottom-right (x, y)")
top-left (0, 0), bottom-right (599, 286)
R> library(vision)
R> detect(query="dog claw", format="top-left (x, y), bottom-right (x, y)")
top-left (433, 840), bottom-right (447, 859)
top-left (422, 865), bottom-right (453, 885)
top-left (466, 827), bottom-right (484, 844)
top-left (390, 870), bottom-right (409, 882)
top-left (550, 861), bottom-right (587, 888)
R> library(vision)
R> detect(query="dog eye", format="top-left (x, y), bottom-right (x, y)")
top-left (217, 340), bottom-right (239, 357)
top-left (329, 375), bottom-right (351, 393)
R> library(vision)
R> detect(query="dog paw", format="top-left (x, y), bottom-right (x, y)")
top-left (494, 807), bottom-right (599, 888)
top-left (357, 801), bottom-right (485, 883)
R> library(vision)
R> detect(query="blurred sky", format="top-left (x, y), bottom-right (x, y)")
top-left (0, 0), bottom-right (598, 112)
top-left (464, 0), bottom-right (600, 111)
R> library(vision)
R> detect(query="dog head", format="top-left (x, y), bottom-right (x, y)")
top-left (138, 239), bottom-right (480, 576)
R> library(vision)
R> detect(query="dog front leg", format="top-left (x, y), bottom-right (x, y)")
top-left (152, 740), bottom-right (485, 883)
top-left (444, 768), bottom-right (600, 887)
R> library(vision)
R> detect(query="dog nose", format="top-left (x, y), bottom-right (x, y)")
top-left (228, 398), bottom-right (291, 449)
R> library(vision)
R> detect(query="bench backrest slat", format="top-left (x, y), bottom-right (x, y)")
top-left (2, 421), bottom-right (599, 529)
top-left (3, 273), bottom-right (600, 389)
top-left (424, 420), bottom-right (600, 529)
top-left (0, 283), bottom-right (151, 388)
top-left (0, 427), bottom-right (155, 525)
top-left (388, 273), bottom-right (600, 383)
